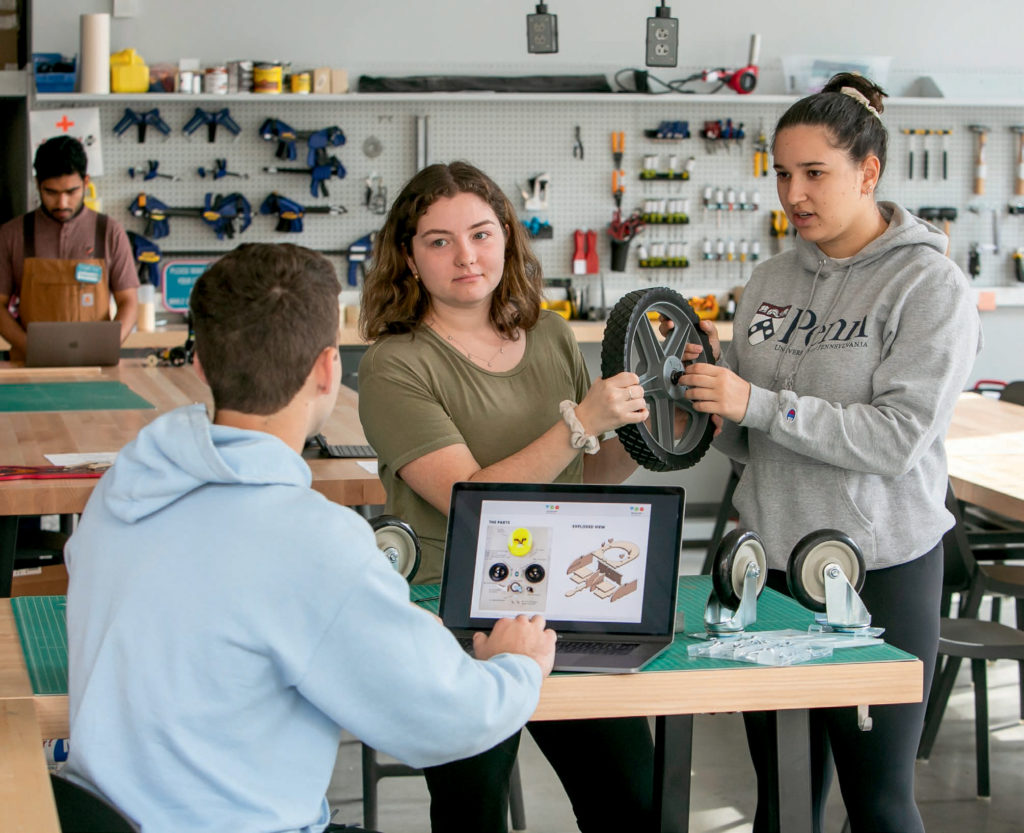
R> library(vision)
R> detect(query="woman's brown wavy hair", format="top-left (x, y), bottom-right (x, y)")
top-left (359, 161), bottom-right (544, 341)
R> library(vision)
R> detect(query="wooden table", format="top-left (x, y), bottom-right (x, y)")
top-left (946, 393), bottom-right (1024, 522)
top-left (0, 577), bottom-right (921, 833)
top-left (0, 362), bottom-right (386, 596)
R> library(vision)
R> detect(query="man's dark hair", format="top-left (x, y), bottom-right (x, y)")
top-left (190, 243), bottom-right (341, 414)
top-left (34, 135), bottom-right (89, 181)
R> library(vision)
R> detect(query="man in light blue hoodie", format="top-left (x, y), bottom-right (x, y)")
top-left (63, 242), bottom-right (555, 833)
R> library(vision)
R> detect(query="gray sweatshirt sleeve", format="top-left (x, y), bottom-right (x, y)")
top-left (740, 269), bottom-right (980, 476)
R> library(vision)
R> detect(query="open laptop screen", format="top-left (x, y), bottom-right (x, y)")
top-left (440, 482), bottom-right (684, 637)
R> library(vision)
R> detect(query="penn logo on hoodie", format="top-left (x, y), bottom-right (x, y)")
top-left (748, 302), bottom-right (791, 345)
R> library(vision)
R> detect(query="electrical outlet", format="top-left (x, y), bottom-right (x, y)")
top-left (645, 14), bottom-right (679, 68)
top-left (527, 4), bottom-right (558, 54)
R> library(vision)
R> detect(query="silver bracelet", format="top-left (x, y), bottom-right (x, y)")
top-left (559, 400), bottom-right (600, 455)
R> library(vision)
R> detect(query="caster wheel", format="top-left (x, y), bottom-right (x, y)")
top-left (786, 529), bottom-right (865, 612)
top-left (711, 528), bottom-right (767, 610)
top-left (371, 515), bottom-right (421, 582)
top-left (524, 563), bottom-right (545, 583)
top-left (489, 562), bottom-right (510, 582)
top-left (601, 287), bottom-right (716, 471)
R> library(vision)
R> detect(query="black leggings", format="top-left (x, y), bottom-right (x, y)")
top-left (743, 541), bottom-right (943, 833)
top-left (422, 717), bottom-right (654, 833)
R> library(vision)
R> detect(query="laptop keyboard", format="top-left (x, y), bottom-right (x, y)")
top-left (457, 637), bottom-right (640, 655)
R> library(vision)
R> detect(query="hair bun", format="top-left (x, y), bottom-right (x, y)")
top-left (822, 72), bottom-right (887, 115)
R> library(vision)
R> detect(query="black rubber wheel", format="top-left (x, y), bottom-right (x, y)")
top-left (601, 287), bottom-right (716, 471)
top-left (524, 564), bottom-right (546, 583)
top-left (371, 515), bottom-right (421, 582)
top-left (711, 528), bottom-right (768, 610)
top-left (489, 562), bottom-right (510, 582)
top-left (786, 529), bottom-right (865, 612)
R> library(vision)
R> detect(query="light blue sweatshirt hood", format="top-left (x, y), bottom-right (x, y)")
top-left (103, 403), bottom-right (311, 523)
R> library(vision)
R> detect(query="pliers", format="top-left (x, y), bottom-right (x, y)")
top-left (573, 126), bottom-right (584, 160)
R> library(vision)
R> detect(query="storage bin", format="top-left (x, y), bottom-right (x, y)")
top-left (33, 52), bottom-right (77, 93)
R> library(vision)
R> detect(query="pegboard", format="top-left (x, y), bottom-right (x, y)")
top-left (31, 94), bottom-right (1024, 312)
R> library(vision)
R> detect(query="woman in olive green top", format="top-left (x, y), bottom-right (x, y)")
top-left (357, 161), bottom-right (655, 833)
top-left (358, 161), bottom-right (647, 585)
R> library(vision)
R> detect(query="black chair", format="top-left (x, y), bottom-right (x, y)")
top-left (50, 772), bottom-right (140, 833)
top-left (917, 483), bottom-right (1024, 797)
top-left (361, 744), bottom-right (527, 832)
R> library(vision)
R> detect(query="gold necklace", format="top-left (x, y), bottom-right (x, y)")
top-left (426, 318), bottom-right (511, 368)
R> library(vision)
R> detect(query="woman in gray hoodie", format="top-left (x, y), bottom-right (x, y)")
top-left (679, 73), bottom-right (981, 832)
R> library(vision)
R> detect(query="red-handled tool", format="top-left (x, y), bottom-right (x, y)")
top-left (585, 229), bottom-right (599, 273)
top-left (573, 229), bottom-right (587, 275)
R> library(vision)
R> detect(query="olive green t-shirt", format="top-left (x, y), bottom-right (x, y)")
top-left (358, 311), bottom-right (591, 583)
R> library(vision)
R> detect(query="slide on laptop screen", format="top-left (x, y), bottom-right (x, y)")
top-left (440, 482), bottom-right (685, 673)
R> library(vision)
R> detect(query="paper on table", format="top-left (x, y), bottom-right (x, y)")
top-left (357, 461), bottom-right (379, 474)
top-left (44, 452), bottom-right (119, 467)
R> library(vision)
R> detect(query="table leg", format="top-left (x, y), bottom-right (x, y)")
top-left (1, 516), bottom-right (19, 598)
top-left (654, 714), bottom-right (692, 833)
top-left (775, 709), bottom-right (812, 833)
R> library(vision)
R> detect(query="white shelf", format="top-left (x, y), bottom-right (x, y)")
top-left (30, 91), bottom-right (1024, 107)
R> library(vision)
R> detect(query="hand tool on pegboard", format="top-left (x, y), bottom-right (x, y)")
top-left (918, 207), bottom-right (957, 256)
top-left (572, 229), bottom-right (586, 275)
top-left (197, 159), bottom-right (248, 180)
top-left (129, 192), bottom-right (252, 240)
top-left (263, 156), bottom-right (346, 198)
top-left (572, 125), bottom-right (584, 160)
top-left (259, 193), bottom-right (347, 233)
top-left (969, 125), bottom-right (990, 195)
top-left (128, 160), bottom-right (178, 181)
top-left (1011, 126), bottom-right (1024, 197)
top-left (113, 108), bottom-right (171, 143)
top-left (344, 233), bottom-right (375, 287)
top-left (259, 119), bottom-right (346, 166)
top-left (126, 231), bottom-right (161, 287)
top-left (182, 107), bottom-right (242, 143)
top-left (753, 123), bottom-right (769, 177)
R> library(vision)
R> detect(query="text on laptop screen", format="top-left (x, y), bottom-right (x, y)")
top-left (469, 499), bottom-right (652, 624)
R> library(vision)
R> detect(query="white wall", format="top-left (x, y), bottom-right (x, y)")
top-left (31, 0), bottom-right (1024, 95)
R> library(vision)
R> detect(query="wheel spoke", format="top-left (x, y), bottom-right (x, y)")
top-left (632, 317), bottom-right (665, 369)
top-left (651, 397), bottom-right (676, 449)
top-left (663, 318), bottom-right (691, 360)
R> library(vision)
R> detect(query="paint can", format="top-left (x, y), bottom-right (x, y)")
top-left (204, 65), bottom-right (228, 95)
top-left (253, 62), bottom-right (283, 94)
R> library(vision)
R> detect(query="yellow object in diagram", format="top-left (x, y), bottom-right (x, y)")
top-left (508, 527), bottom-right (533, 557)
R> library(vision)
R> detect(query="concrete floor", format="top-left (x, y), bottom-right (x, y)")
top-left (326, 540), bottom-right (1024, 833)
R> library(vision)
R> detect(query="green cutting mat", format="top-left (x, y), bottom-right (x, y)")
top-left (11, 595), bottom-right (68, 695)
top-left (0, 381), bottom-right (154, 412)
top-left (413, 575), bottom-right (915, 671)
top-left (13, 578), bottom-right (914, 696)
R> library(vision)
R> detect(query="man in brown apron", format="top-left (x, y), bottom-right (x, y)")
top-left (0, 136), bottom-right (138, 362)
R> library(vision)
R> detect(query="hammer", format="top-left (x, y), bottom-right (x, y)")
top-left (969, 125), bottom-right (990, 196)
top-left (1011, 126), bottom-right (1024, 197)
top-left (919, 207), bottom-right (958, 256)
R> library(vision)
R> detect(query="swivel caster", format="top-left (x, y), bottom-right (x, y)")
top-left (371, 515), bottom-right (421, 582)
top-left (704, 528), bottom-right (767, 635)
top-left (786, 529), bottom-right (870, 632)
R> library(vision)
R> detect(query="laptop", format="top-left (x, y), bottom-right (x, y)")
top-left (25, 321), bottom-right (122, 367)
top-left (439, 482), bottom-right (685, 673)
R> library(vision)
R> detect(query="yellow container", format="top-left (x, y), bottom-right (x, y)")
top-left (253, 63), bottom-right (283, 94)
top-left (290, 71), bottom-right (311, 94)
top-left (110, 48), bottom-right (149, 93)
top-left (541, 300), bottom-right (573, 320)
